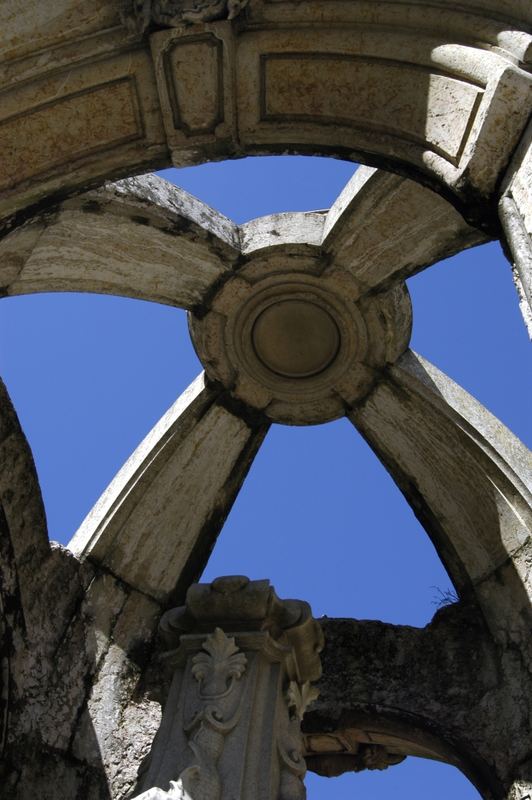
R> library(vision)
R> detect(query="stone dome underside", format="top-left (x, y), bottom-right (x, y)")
top-left (1, 1), bottom-right (531, 796)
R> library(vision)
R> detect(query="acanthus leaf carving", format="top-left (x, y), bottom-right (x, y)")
top-left (176, 628), bottom-right (247, 800)
top-left (192, 627), bottom-right (247, 697)
top-left (286, 680), bottom-right (320, 721)
top-left (275, 680), bottom-right (319, 800)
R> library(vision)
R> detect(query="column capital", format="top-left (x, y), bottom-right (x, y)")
top-left (159, 575), bottom-right (323, 683)
top-left (136, 577), bottom-right (323, 799)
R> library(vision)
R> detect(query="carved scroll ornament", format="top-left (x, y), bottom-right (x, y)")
top-left (180, 629), bottom-right (247, 800)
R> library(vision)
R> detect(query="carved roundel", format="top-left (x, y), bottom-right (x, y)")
top-left (190, 253), bottom-right (412, 425)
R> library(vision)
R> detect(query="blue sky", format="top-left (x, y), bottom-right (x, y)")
top-left (1, 156), bottom-right (530, 798)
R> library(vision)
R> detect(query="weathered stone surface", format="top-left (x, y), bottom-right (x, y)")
top-left (0, 174), bottom-right (239, 308)
top-left (322, 166), bottom-right (488, 291)
top-left (499, 119), bottom-right (532, 337)
top-left (308, 604), bottom-right (532, 799)
top-left (72, 583), bottom-right (162, 798)
top-left (186, 167), bottom-right (484, 425)
top-left (0, 0), bottom-right (531, 226)
top-left (124, 0), bottom-right (251, 33)
top-left (69, 373), bottom-right (269, 602)
top-left (135, 576), bottom-right (323, 799)
top-left (0, 3), bottom-right (532, 798)
top-left (0, 378), bottom-right (161, 799)
top-left (349, 350), bottom-right (532, 649)
top-left (0, 167), bottom-right (486, 310)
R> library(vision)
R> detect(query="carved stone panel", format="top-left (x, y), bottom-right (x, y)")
top-left (0, 79), bottom-right (142, 192)
top-left (0, 49), bottom-right (166, 212)
top-left (259, 53), bottom-right (483, 166)
top-left (234, 28), bottom-right (490, 182)
top-left (151, 26), bottom-right (235, 159)
top-left (135, 577), bottom-right (323, 800)
top-left (162, 36), bottom-right (224, 135)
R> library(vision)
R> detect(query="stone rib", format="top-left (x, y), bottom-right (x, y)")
top-left (322, 166), bottom-right (488, 292)
top-left (348, 349), bottom-right (532, 648)
top-left (0, 174), bottom-right (239, 311)
top-left (68, 373), bottom-right (269, 602)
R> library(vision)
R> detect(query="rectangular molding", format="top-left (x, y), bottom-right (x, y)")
top-left (0, 77), bottom-right (143, 191)
top-left (259, 52), bottom-right (483, 165)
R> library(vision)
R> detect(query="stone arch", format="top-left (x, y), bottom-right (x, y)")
top-left (1, 0), bottom-right (531, 233)
top-left (1, 3), bottom-right (531, 798)
top-left (350, 350), bottom-right (532, 651)
top-left (305, 608), bottom-right (514, 800)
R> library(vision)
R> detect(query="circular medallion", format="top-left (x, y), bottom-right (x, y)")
top-left (189, 253), bottom-right (411, 425)
top-left (251, 300), bottom-right (340, 378)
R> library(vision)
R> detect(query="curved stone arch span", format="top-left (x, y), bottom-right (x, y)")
top-left (351, 351), bottom-right (532, 650)
top-left (0, 0), bottom-right (531, 232)
top-left (306, 707), bottom-right (493, 798)
top-left (306, 609), bottom-right (516, 800)
top-left (1, 3), bottom-right (532, 796)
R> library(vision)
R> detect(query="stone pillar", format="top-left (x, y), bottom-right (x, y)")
top-left (135, 576), bottom-right (324, 800)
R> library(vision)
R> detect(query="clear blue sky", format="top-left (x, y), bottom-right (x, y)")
top-left (0, 156), bottom-right (530, 798)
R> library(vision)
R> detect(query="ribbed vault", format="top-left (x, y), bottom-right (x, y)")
top-left (1, 2), bottom-right (532, 798)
